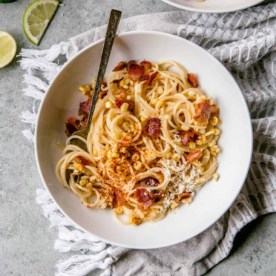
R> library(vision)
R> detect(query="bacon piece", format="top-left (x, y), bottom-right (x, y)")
top-left (99, 91), bottom-right (108, 99)
top-left (65, 117), bottom-right (79, 136)
top-left (139, 75), bottom-right (149, 81)
top-left (179, 130), bottom-right (199, 146)
top-left (115, 100), bottom-right (124, 109)
top-left (153, 191), bottom-right (165, 202)
top-left (146, 71), bottom-right (158, 86)
top-left (138, 177), bottom-right (159, 187)
top-left (140, 60), bottom-right (152, 70)
top-left (75, 156), bottom-right (92, 166)
top-left (112, 77), bottom-right (124, 85)
top-left (134, 188), bottom-right (154, 209)
top-left (78, 99), bottom-right (91, 116)
top-left (175, 192), bottom-right (191, 203)
top-left (143, 118), bottom-right (161, 139)
top-left (186, 149), bottom-right (203, 163)
top-left (187, 73), bottom-right (199, 88)
top-left (128, 63), bottom-right (145, 81)
top-left (113, 61), bottom-right (127, 72)
top-left (194, 100), bottom-right (219, 123)
top-left (113, 189), bottom-right (126, 207)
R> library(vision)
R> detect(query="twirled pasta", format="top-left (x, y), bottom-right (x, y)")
top-left (56, 60), bottom-right (221, 225)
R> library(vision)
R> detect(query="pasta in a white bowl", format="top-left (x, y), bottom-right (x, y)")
top-left (56, 60), bottom-right (221, 225)
top-left (35, 31), bottom-right (252, 248)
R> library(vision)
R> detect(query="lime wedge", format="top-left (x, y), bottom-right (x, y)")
top-left (23, 0), bottom-right (59, 45)
top-left (0, 31), bottom-right (17, 68)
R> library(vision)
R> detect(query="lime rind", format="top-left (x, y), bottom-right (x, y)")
top-left (23, 0), bottom-right (59, 45)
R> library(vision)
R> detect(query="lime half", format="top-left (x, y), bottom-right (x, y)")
top-left (0, 31), bottom-right (17, 68)
top-left (23, 0), bottom-right (59, 45)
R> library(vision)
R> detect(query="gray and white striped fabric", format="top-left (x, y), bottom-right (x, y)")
top-left (20, 1), bottom-right (276, 275)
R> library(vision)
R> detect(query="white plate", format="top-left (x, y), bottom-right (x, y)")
top-left (161, 0), bottom-right (264, 13)
top-left (35, 31), bottom-right (252, 249)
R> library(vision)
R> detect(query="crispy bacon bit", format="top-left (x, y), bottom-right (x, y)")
top-left (134, 188), bottom-right (154, 209)
top-left (113, 61), bottom-right (127, 72)
top-left (140, 60), bottom-right (152, 70)
top-left (139, 75), bottom-right (149, 81)
top-left (175, 192), bottom-right (191, 203)
top-left (65, 117), bottom-right (79, 136)
top-left (113, 189), bottom-right (125, 207)
top-left (186, 149), bottom-right (203, 163)
top-left (99, 91), bottom-right (108, 99)
top-left (128, 63), bottom-right (145, 81)
top-left (179, 130), bottom-right (199, 146)
top-left (138, 177), bottom-right (159, 187)
top-left (146, 71), bottom-right (158, 86)
top-left (112, 77), bottom-right (124, 85)
top-left (143, 118), bottom-right (161, 139)
top-left (187, 73), bottom-right (199, 88)
top-left (153, 191), bottom-right (165, 202)
top-left (115, 100), bottom-right (123, 108)
top-left (78, 99), bottom-right (91, 116)
top-left (194, 100), bottom-right (219, 123)
top-left (76, 156), bottom-right (92, 166)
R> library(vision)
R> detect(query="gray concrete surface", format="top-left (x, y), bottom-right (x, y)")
top-left (0, 0), bottom-right (275, 275)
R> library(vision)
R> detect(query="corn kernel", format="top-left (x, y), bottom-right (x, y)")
top-left (165, 152), bottom-right (172, 159)
top-left (208, 140), bottom-right (216, 147)
top-left (113, 133), bottom-right (121, 139)
top-left (79, 178), bottom-right (88, 186)
top-left (172, 153), bottom-right (181, 162)
top-left (199, 95), bottom-right (207, 101)
top-left (126, 95), bottom-right (132, 100)
top-left (120, 103), bottom-right (129, 112)
top-left (122, 122), bottom-right (130, 131)
top-left (93, 150), bottom-right (98, 156)
top-left (182, 125), bottom-right (190, 131)
top-left (197, 140), bottom-right (202, 145)
top-left (105, 101), bottom-right (112, 109)
top-left (151, 99), bottom-right (158, 105)
top-left (188, 90), bottom-right (195, 98)
top-left (213, 128), bottom-right (221, 136)
top-left (157, 87), bottom-right (163, 94)
top-left (86, 183), bottom-right (92, 190)
top-left (211, 116), bottom-right (219, 126)
top-left (120, 147), bottom-right (127, 154)
top-left (79, 85), bottom-right (91, 93)
top-left (89, 176), bottom-right (96, 182)
top-left (189, 142), bottom-right (196, 150)
top-left (115, 207), bottom-right (123, 215)
top-left (112, 152), bottom-right (119, 158)
top-left (134, 161), bottom-right (142, 170)
top-left (170, 201), bottom-right (178, 209)
top-left (200, 135), bottom-right (206, 144)
top-left (132, 153), bottom-right (139, 162)
top-left (213, 173), bottom-right (220, 181)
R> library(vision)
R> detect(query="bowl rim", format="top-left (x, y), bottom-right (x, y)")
top-left (35, 30), bottom-right (253, 249)
top-left (161, 0), bottom-right (264, 13)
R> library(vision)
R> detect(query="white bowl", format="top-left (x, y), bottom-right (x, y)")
top-left (35, 31), bottom-right (252, 249)
top-left (161, 0), bottom-right (264, 13)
